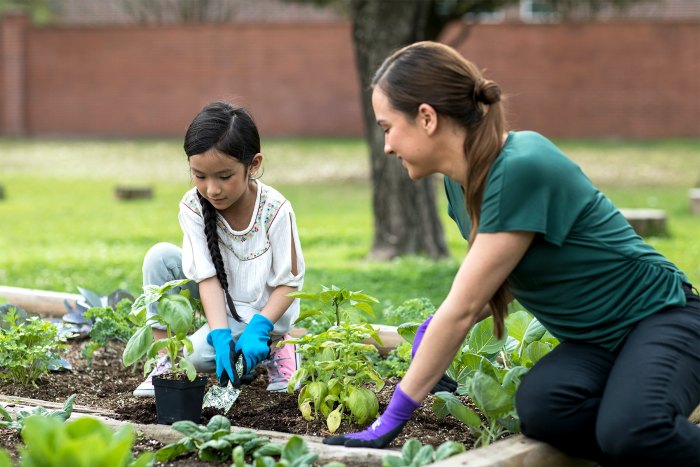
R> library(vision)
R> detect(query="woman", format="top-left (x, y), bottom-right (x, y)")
top-left (324, 41), bottom-right (700, 467)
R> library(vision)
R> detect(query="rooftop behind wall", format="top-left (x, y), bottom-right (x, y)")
top-left (1, 12), bottom-right (698, 138)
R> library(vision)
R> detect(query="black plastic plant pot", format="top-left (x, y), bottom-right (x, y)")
top-left (152, 374), bottom-right (208, 425)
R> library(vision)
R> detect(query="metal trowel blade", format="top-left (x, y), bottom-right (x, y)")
top-left (202, 382), bottom-right (241, 413)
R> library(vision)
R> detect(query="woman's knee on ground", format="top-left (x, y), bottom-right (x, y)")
top-left (595, 410), bottom-right (679, 461)
top-left (516, 373), bottom-right (571, 437)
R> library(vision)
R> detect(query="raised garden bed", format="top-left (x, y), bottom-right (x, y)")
top-left (0, 287), bottom-right (613, 466)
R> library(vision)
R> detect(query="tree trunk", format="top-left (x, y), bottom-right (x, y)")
top-left (349, 0), bottom-right (449, 260)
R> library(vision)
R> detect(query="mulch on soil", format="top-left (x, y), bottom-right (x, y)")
top-left (0, 340), bottom-right (478, 465)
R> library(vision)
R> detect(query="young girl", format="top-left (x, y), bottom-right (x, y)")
top-left (325, 42), bottom-right (700, 467)
top-left (133, 101), bottom-right (305, 396)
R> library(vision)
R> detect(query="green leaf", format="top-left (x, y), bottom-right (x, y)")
top-left (294, 308), bottom-right (323, 322)
top-left (502, 366), bottom-right (529, 392)
top-left (232, 445), bottom-right (245, 467)
top-left (223, 431), bottom-right (259, 444)
top-left (523, 317), bottom-right (546, 345)
top-left (300, 400), bottom-right (313, 421)
top-left (351, 301), bottom-right (375, 318)
top-left (397, 322), bottom-right (420, 344)
top-left (58, 394), bottom-right (76, 421)
top-left (348, 291), bottom-right (379, 303)
top-left (282, 435), bottom-right (309, 461)
top-left (434, 440), bottom-right (465, 460)
top-left (155, 442), bottom-right (193, 462)
top-left (207, 415), bottom-right (231, 433)
top-left (172, 420), bottom-right (209, 439)
top-left (178, 357), bottom-right (197, 381)
top-left (412, 445), bottom-right (436, 465)
top-left (432, 392), bottom-right (481, 429)
top-left (470, 372), bottom-right (513, 418)
top-left (77, 287), bottom-right (104, 308)
top-left (346, 386), bottom-right (378, 425)
top-left (504, 310), bottom-right (531, 344)
top-left (526, 341), bottom-right (552, 365)
top-left (290, 452), bottom-right (319, 467)
top-left (326, 406), bottom-right (342, 433)
top-left (199, 438), bottom-right (231, 453)
top-left (286, 291), bottom-right (319, 300)
top-left (382, 454), bottom-right (404, 467)
top-left (254, 456), bottom-right (278, 467)
top-left (0, 404), bottom-right (11, 423)
top-left (468, 318), bottom-right (506, 355)
top-left (252, 442), bottom-right (283, 458)
top-left (122, 325), bottom-right (154, 367)
top-left (401, 439), bottom-right (421, 463)
top-left (158, 294), bottom-right (194, 335)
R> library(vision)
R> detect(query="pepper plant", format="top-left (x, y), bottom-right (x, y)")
top-left (283, 286), bottom-right (385, 432)
top-left (122, 279), bottom-right (201, 381)
top-left (431, 310), bottom-right (558, 447)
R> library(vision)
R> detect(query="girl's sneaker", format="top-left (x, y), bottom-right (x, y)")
top-left (263, 336), bottom-right (301, 392)
top-left (133, 355), bottom-right (171, 397)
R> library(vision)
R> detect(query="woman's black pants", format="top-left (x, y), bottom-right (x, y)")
top-left (515, 286), bottom-right (700, 466)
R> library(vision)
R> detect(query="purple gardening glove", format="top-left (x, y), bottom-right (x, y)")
top-left (323, 384), bottom-right (420, 448)
top-left (413, 315), bottom-right (458, 394)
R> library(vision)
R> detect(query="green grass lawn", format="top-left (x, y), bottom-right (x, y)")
top-left (0, 137), bottom-right (698, 315)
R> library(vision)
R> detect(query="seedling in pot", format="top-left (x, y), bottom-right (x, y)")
top-left (122, 279), bottom-right (199, 381)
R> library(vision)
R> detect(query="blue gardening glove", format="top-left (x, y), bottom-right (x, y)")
top-left (412, 315), bottom-right (458, 394)
top-left (234, 314), bottom-right (274, 375)
top-left (324, 384), bottom-right (420, 448)
top-left (207, 328), bottom-right (235, 386)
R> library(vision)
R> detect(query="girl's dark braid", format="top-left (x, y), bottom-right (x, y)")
top-left (197, 191), bottom-right (242, 322)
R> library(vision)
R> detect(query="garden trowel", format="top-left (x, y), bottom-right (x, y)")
top-left (202, 342), bottom-right (257, 412)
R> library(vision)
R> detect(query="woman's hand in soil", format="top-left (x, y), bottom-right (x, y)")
top-left (413, 315), bottom-right (458, 394)
top-left (323, 384), bottom-right (419, 448)
top-left (207, 328), bottom-right (235, 385)
top-left (234, 314), bottom-right (274, 374)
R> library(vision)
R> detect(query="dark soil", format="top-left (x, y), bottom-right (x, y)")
top-left (0, 340), bottom-right (480, 465)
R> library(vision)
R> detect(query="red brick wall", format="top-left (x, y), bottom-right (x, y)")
top-left (2, 14), bottom-right (699, 138)
top-left (24, 21), bottom-right (361, 137)
top-left (452, 22), bottom-right (700, 138)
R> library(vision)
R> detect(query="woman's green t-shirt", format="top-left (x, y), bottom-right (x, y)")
top-left (444, 131), bottom-right (688, 351)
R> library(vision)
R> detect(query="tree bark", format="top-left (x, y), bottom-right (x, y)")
top-left (349, 0), bottom-right (449, 260)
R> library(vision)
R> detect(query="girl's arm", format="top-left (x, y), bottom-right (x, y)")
top-left (401, 230), bottom-right (534, 400)
top-left (198, 276), bottom-right (230, 330)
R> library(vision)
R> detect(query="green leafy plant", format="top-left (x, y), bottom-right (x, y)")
top-left (0, 449), bottom-right (9, 467)
top-left (432, 310), bottom-right (558, 447)
top-left (0, 307), bottom-right (69, 386)
top-left (382, 438), bottom-right (465, 467)
top-left (284, 286), bottom-right (384, 433)
top-left (122, 279), bottom-right (200, 381)
top-left (18, 415), bottom-right (152, 466)
top-left (372, 341), bottom-right (411, 379)
top-left (156, 415), bottom-right (343, 466)
top-left (379, 297), bottom-right (435, 326)
top-left (82, 298), bottom-right (138, 365)
top-left (0, 394), bottom-right (76, 431)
